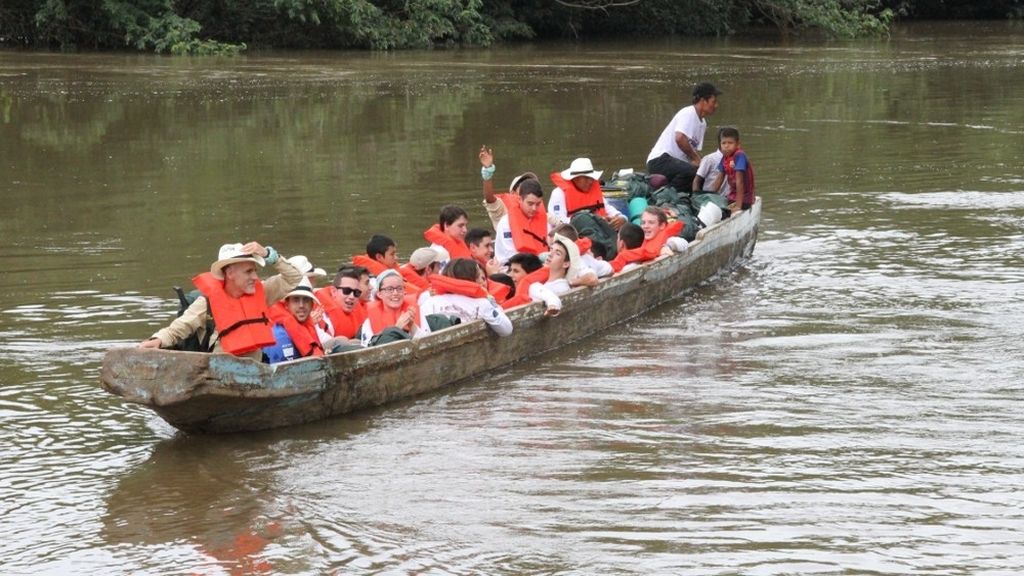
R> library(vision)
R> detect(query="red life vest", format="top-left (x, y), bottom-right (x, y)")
top-left (609, 221), bottom-right (683, 273)
top-left (192, 272), bottom-right (276, 355)
top-left (351, 255), bottom-right (421, 297)
top-left (502, 267), bottom-right (551, 309)
top-left (428, 274), bottom-right (489, 298)
top-left (314, 286), bottom-right (367, 339)
top-left (550, 172), bottom-right (607, 217)
top-left (506, 197), bottom-right (549, 255)
top-left (399, 263), bottom-right (431, 292)
top-left (351, 254), bottom-right (393, 277)
top-left (267, 302), bottom-right (324, 358)
top-left (423, 224), bottom-right (472, 259)
top-left (487, 279), bottom-right (511, 304)
top-left (722, 148), bottom-right (756, 206)
top-left (365, 295), bottom-right (420, 334)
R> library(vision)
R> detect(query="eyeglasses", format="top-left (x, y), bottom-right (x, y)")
top-left (378, 286), bottom-right (405, 294)
top-left (335, 286), bottom-right (363, 297)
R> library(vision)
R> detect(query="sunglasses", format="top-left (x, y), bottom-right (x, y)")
top-left (335, 286), bottom-right (363, 297)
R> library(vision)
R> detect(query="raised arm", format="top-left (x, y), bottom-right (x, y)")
top-left (480, 145), bottom-right (496, 204)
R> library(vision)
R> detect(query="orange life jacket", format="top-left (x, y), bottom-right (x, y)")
top-left (267, 302), bottom-right (324, 358)
top-left (365, 295), bottom-right (420, 334)
top-left (399, 263), bottom-right (431, 292)
top-left (192, 272), bottom-right (276, 355)
top-left (550, 172), bottom-right (607, 217)
top-left (423, 224), bottom-right (472, 259)
top-left (506, 196), bottom-right (549, 255)
top-left (314, 287), bottom-right (367, 339)
top-left (610, 221), bottom-right (684, 273)
top-left (487, 279), bottom-right (511, 304)
top-left (351, 254), bottom-right (394, 277)
top-left (428, 274), bottom-right (489, 298)
top-left (502, 267), bottom-right (551, 309)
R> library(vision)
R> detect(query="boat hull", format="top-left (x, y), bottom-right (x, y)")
top-left (101, 199), bottom-right (761, 433)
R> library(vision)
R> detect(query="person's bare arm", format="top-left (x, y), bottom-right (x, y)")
top-left (479, 146), bottom-right (496, 204)
top-left (675, 132), bottom-right (701, 165)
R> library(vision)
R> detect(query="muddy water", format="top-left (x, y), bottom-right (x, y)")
top-left (2, 21), bottom-right (1023, 574)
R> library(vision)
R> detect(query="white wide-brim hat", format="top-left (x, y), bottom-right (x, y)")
top-left (552, 233), bottom-right (582, 282)
top-left (211, 243), bottom-right (265, 279)
top-left (286, 254), bottom-right (327, 278)
top-left (560, 158), bottom-right (603, 182)
top-left (283, 277), bottom-right (320, 305)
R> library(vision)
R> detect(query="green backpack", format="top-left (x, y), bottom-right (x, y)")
top-left (170, 286), bottom-right (215, 352)
top-left (570, 210), bottom-right (619, 260)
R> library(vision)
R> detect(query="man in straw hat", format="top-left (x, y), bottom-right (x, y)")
top-left (264, 277), bottom-right (326, 362)
top-left (548, 157), bottom-right (626, 230)
top-left (139, 241), bottom-right (303, 361)
top-left (646, 81), bottom-right (722, 192)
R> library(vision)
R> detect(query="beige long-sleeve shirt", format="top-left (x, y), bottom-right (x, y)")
top-left (151, 258), bottom-right (303, 360)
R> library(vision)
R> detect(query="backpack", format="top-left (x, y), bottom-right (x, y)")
top-left (368, 326), bottom-right (411, 347)
top-left (425, 314), bottom-right (462, 332)
top-left (170, 286), bottom-right (215, 352)
top-left (570, 210), bottom-right (618, 260)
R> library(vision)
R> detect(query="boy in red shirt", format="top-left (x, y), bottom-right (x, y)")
top-left (710, 126), bottom-right (755, 215)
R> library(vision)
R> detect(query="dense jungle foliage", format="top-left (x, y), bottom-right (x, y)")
top-left (0, 0), bottom-right (1021, 54)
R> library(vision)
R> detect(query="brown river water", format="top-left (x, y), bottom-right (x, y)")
top-left (2, 21), bottom-right (1024, 575)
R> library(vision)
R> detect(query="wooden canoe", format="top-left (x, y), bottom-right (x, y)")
top-left (100, 199), bottom-right (761, 434)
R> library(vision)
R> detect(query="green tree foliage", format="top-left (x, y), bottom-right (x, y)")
top-left (11, 0), bottom-right (1009, 54)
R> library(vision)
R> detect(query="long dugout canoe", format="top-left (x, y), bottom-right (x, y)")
top-left (101, 199), bottom-right (761, 434)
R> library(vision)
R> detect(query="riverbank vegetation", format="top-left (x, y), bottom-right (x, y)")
top-left (0, 0), bottom-right (1020, 54)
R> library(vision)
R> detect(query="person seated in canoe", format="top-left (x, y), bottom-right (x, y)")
top-left (707, 126), bottom-right (756, 216)
top-left (139, 242), bottom-right (303, 361)
top-left (399, 247), bottom-right (447, 293)
top-left (359, 269), bottom-right (422, 347)
top-left (547, 223), bottom-right (612, 279)
top-left (608, 207), bottom-right (685, 273)
top-left (350, 265), bottom-right (372, 304)
top-left (647, 81), bottom-right (721, 193)
top-left (506, 252), bottom-right (543, 286)
top-left (494, 178), bottom-right (551, 267)
top-left (423, 205), bottom-right (472, 261)
top-left (264, 278), bottom-right (332, 362)
top-left (418, 258), bottom-right (513, 337)
top-left (352, 234), bottom-right (399, 278)
top-left (314, 266), bottom-right (368, 340)
top-left (549, 157), bottom-right (626, 230)
top-left (478, 146), bottom-right (561, 230)
top-left (465, 228), bottom-right (512, 303)
top-left (611, 223), bottom-right (645, 274)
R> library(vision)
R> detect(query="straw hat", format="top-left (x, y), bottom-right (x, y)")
top-left (552, 233), bottom-right (581, 282)
top-left (286, 254), bottom-right (327, 278)
top-left (560, 158), bottom-right (602, 182)
top-left (409, 247), bottom-right (444, 271)
top-left (210, 243), bottom-right (265, 279)
top-left (509, 172), bottom-right (539, 192)
top-left (283, 277), bottom-right (320, 305)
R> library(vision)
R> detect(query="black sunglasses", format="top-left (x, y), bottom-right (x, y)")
top-left (335, 286), bottom-right (363, 297)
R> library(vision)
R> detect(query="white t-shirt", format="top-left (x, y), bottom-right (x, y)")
top-left (696, 150), bottom-right (730, 196)
top-left (418, 293), bottom-right (513, 337)
top-left (548, 186), bottom-right (623, 224)
top-left (527, 282), bottom-right (563, 312)
top-left (647, 105), bottom-right (707, 163)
